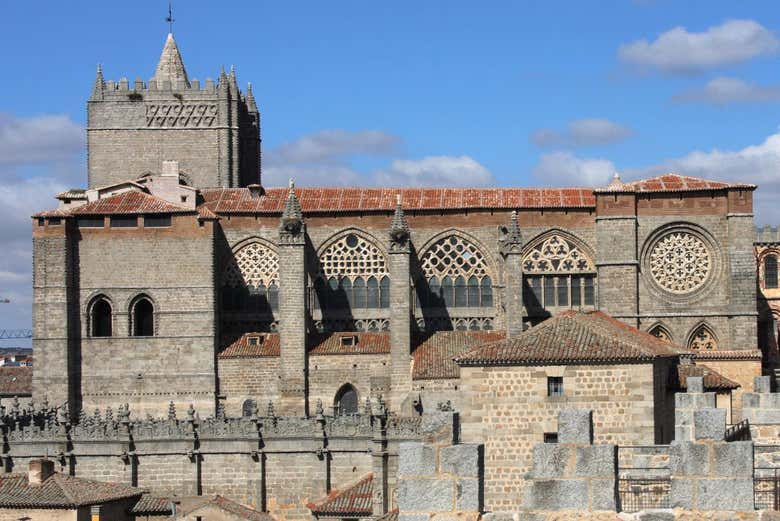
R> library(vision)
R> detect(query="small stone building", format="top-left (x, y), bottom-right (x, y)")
top-left (454, 310), bottom-right (681, 511)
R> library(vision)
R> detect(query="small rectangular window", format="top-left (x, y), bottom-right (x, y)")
top-left (78, 217), bottom-right (104, 228)
top-left (543, 432), bottom-right (558, 444)
top-left (37, 218), bottom-right (45, 227)
top-left (543, 276), bottom-right (555, 307)
top-left (110, 215), bottom-right (138, 228)
top-left (340, 335), bottom-right (357, 347)
top-left (49, 217), bottom-right (62, 226)
top-left (547, 376), bottom-right (563, 397)
top-left (144, 215), bottom-right (171, 227)
top-left (247, 335), bottom-right (263, 346)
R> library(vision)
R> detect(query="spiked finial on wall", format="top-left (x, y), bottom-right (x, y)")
top-left (499, 210), bottom-right (523, 256)
top-left (279, 178), bottom-right (304, 240)
top-left (91, 64), bottom-right (105, 100)
top-left (246, 82), bottom-right (258, 112)
top-left (389, 193), bottom-right (411, 251)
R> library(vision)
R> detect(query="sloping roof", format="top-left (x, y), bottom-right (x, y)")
top-left (0, 472), bottom-right (143, 508)
top-left (130, 494), bottom-right (172, 515)
top-left (309, 332), bottom-right (390, 355)
top-left (675, 363), bottom-right (740, 391)
top-left (218, 333), bottom-right (280, 358)
top-left (690, 349), bottom-right (762, 361)
top-left (455, 311), bottom-right (679, 366)
top-left (308, 474), bottom-right (373, 517)
top-left (596, 173), bottom-right (755, 193)
top-left (177, 495), bottom-right (274, 521)
top-left (154, 33), bottom-right (189, 87)
top-left (0, 367), bottom-right (32, 395)
top-left (69, 191), bottom-right (193, 215)
top-left (412, 330), bottom-right (506, 379)
top-left (199, 187), bottom-right (597, 214)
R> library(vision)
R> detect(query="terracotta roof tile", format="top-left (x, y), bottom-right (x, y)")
top-left (308, 474), bottom-right (373, 516)
top-left (689, 349), bottom-right (762, 361)
top-left (412, 331), bottom-right (506, 379)
top-left (198, 186), bottom-right (597, 214)
top-left (675, 363), bottom-right (740, 391)
top-left (456, 311), bottom-right (679, 366)
top-left (0, 471), bottom-right (143, 508)
top-left (218, 333), bottom-right (280, 358)
top-left (70, 191), bottom-right (193, 215)
top-left (131, 494), bottom-right (172, 515)
top-left (180, 495), bottom-right (275, 521)
top-left (595, 173), bottom-right (755, 194)
top-left (0, 367), bottom-right (32, 395)
top-left (309, 332), bottom-right (390, 355)
top-left (32, 208), bottom-right (70, 218)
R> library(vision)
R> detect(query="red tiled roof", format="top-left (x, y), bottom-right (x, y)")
top-left (0, 367), bottom-right (32, 395)
top-left (0, 471), bottom-right (143, 508)
top-left (131, 494), bottom-right (172, 515)
top-left (596, 173), bottom-right (755, 193)
top-left (675, 363), bottom-right (740, 391)
top-left (308, 474), bottom-right (373, 516)
top-left (218, 333), bottom-right (280, 358)
top-left (412, 330), bottom-right (506, 379)
top-left (69, 191), bottom-right (193, 215)
top-left (456, 311), bottom-right (679, 366)
top-left (180, 495), bottom-right (275, 521)
top-left (309, 332), bottom-right (390, 355)
top-left (32, 208), bottom-right (70, 218)
top-left (199, 187), bottom-right (596, 214)
top-left (690, 349), bottom-right (762, 361)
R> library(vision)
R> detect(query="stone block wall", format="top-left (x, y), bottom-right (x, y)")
top-left (522, 410), bottom-right (617, 513)
top-left (669, 407), bottom-right (755, 511)
top-left (674, 377), bottom-right (716, 442)
top-left (397, 441), bottom-right (483, 520)
top-left (743, 375), bottom-right (780, 426)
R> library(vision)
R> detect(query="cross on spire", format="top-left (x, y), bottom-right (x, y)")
top-left (166, 1), bottom-right (175, 34)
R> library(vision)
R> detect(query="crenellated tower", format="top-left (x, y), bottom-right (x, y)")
top-left (87, 33), bottom-right (260, 189)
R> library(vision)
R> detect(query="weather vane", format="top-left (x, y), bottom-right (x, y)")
top-left (166, 1), bottom-right (175, 34)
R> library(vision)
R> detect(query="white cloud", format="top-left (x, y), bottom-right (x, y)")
top-left (266, 129), bottom-right (400, 165)
top-left (375, 156), bottom-right (494, 187)
top-left (619, 19), bottom-right (779, 73)
top-left (532, 151), bottom-right (616, 186)
top-left (0, 113), bottom-right (84, 164)
top-left (531, 118), bottom-right (633, 147)
top-left (674, 76), bottom-right (780, 105)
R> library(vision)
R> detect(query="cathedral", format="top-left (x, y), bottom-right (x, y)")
top-left (31, 31), bottom-right (773, 431)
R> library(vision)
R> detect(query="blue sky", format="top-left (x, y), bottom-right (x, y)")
top-left (2, 0), bottom-right (780, 340)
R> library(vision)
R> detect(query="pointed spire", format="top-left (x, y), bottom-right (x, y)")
top-left (279, 178), bottom-right (304, 239)
top-left (500, 210), bottom-right (523, 255)
top-left (389, 193), bottom-right (410, 251)
top-left (228, 65), bottom-right (239, 93)
top-left (218, 65), bottom-right (228, 92)
top-left (91, 64), bottom-right (105, 100)
top-left (246, 82), bottom-right (258, 112)
top-left (153, 33), bottom-right (190, 88)
top-left (608, 172), bottom-right (624, 188)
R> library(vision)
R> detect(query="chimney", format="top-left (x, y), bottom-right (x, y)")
top-left (161, 160), bottom-right (179, 177)
top-left (247, 184), bottom-right (262, 199)
top-left (28, 459), bottom-right (55, 485)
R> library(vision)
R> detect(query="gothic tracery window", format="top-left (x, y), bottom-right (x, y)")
top-left (314, 233), bottom-right (390, 310)
top-left (521, 233), bottom-right (596, 313)
top-left (648, 324), bottom-right (672, 342)
top-left (649, 232), bottom-right (711, 295)
top-left (688, 325), bottom-right (718, 350)
top-left (765, 255), bottom-right (778, 289)
top-left (222, 241), bottom-right (280, 314)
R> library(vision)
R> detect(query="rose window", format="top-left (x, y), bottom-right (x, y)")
top-left (649, 232), bottom-right (711, 294)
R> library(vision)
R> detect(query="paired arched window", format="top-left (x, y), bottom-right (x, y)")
top-left (417, 235), bottom-right (493, 310)
top-left (765, 255), bottom-right (778, 289)
top-left (131, 297), bottom-right (155, 337)
top-left (522, 232), bottom-right (596, 313)
top-left (90, 297), bottom-right (113, 337)
top-left (335, 384), bottom-right (358, 416)
top-left (222, 241), bottom-right (280, 314)
top-left (314, 232), bottom-right (390, 311)
top-left (688, 324), bottom-right (718, 350)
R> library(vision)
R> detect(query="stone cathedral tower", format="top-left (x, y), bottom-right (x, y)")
top-left (87, 33), bottom-right (261, 189)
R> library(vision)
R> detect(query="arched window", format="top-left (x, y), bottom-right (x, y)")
top-left (648, 324), bottom-right (672, 342)
top-left (522, 232), bottom-right (596, 314)
top-left (335, 384), bottom-right (358, 416)
top-left (90, 297), bottom-right (112, 337)
top-left (765, 255), bottom-right (778, 289)
top-left (222, 241), bottom-right (279, 314)
top-left (315, 232), bottom-right (390, 310)
top-left (688, 325), bottom-right (718, 350)
top-left (419, 235), bottom-right (494, 309)
top-left (242, 399), bottom-right (257, 417)
top-left (131, 297), bottom-right (154, 337)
